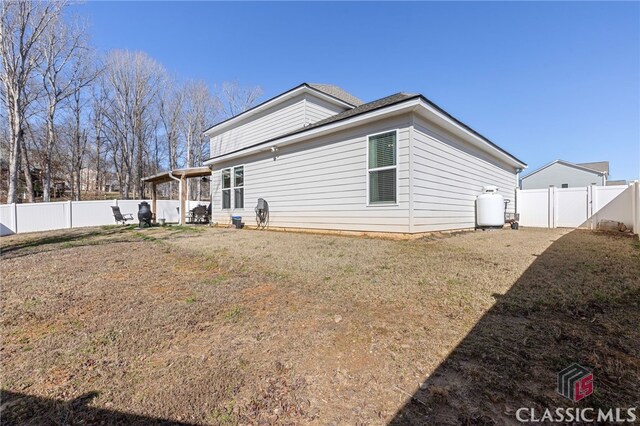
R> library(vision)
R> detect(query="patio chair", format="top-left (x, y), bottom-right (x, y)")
top-left (111, 206), bottom-right (134, 225)
top-left (191, 205), bottom-right (209, 224)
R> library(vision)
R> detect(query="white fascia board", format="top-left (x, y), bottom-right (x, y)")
top-left (204, 85), bottom-right (353, 137)
top-left (205, 97), bottom-right (526, 170)
top-left (204, 100), bottom-right (421, 166)
top-left (414, 99), bottom-right (527, 169)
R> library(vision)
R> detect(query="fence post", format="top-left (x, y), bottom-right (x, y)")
top-left (633, 181), bottom-right (640, 235)
top-left (12, 202), bottom-right (18, 234)
top-left (548, 186), bottom-right (555, 228)
top-left (587, 185), bottom-right (594, 230)
top-left (68, 200), bottom-right (73, 229)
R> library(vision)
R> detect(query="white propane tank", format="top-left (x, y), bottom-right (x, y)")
top-left (476, 186), bottom-right (504, 227)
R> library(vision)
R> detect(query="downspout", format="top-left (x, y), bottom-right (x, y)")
top-left (169, 172), bottom-right (182, 225)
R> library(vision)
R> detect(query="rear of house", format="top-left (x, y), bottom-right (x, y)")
top-left (204, 83), bottom-right (526, 234)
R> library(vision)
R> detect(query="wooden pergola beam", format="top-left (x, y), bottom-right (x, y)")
top-left (151, 182), bottom-right (157, 223)
top-left (180, 175), bottom-right (186, 226)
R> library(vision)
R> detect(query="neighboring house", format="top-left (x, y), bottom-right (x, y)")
top-left (520, 160), bottom-right (609, 190)
top-left (606, 180), bottom-right (628, 186)
top-left (203, 83), bottom-right (526, 234)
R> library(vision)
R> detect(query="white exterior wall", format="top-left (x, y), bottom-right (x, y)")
top-left (521, 162), bottom-right (605, 189)
top-left (211, 114), bottom-right (412, 233)
top-left (412, 117), bottom-right (518, 232)
top-left (305, 95), bottom-right (345, 123)
top-left (209, 94), bottom-right (347, 158)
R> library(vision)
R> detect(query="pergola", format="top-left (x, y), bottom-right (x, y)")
top-left (142, 166), bottom-right (212, 225)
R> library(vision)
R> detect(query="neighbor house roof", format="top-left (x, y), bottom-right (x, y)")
top-left (606, 180), bottom-right (627, 186)
top-left (521, 160), bottom-right (608, 180)
top-left (576, 161), bottom-right (609, 175)
top-left (204, 89), bottom-right (526, 168)
top-left (308, 83), bottom-right (364, 106)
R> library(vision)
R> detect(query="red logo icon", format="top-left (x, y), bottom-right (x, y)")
top-left (557, 363), bottom-right (593, 402)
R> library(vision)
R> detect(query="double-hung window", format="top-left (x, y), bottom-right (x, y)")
top-left (234, 166), bottom-right (244, 209)
top-left (367, 131), bottom-right (397, 205)
top-left (221, 166), bottom-right (244, 209)
top-left (221, 169), bottom-right (231, 209)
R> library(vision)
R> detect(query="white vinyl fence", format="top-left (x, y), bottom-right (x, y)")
top-left (516, 182), bottom-right (640, 233)
top-left (0, 199), bottom-right (207, 236)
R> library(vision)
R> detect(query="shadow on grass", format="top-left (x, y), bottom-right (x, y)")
top-left (0, 390), bottom-right (197, 425)
top-left (0, 227), bottom-right (134, 259)
top-left (389, 230), bottom-right (640, 425)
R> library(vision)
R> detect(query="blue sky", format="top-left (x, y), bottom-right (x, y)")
top-left (73, 1), bottom-right (639, 180)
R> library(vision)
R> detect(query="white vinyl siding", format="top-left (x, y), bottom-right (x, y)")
top-left (210, 95), bottom-right (306, 158)
top-left (209, 93), bottom-right (348, 158)
top-left (209, 108), bottom-right (519, 234)
top-left (211, 115), bottom-right (412, 232)
top-left (412, 116), bottom-right (518, 232)
top-left (305, 95), bottom-right (346, 124)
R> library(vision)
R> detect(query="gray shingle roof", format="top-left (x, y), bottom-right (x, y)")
top-left (205, 89), bottom-right (525, 167)
top-left (308, 83), bottom-right (364, 107)
top-left (577, 161), bottom-right (609, 174)
top-left (290, 93), bottom-right (418, 135)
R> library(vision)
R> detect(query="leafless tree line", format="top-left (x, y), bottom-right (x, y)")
top-left (0, 1), bottom-right (262, 203)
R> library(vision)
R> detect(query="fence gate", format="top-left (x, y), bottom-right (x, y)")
top-left (555, 187), bottom-right (588, 228)
top-left (516, 183), bottom-right (639, 233)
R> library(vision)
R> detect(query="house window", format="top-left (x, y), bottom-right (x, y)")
top-left (234, 166), bottom-right (244, 209)
top-left (221, 169), bottom-right (231, 209)
top-left (221, 166), bottom-right (244, 209)
top-left (368, 131), bottom-right (397, 205)
top-left (561, 184), bottom-right (568, 188)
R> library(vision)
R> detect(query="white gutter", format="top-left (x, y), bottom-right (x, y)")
top-left (415, 99), bottom-right (527, 169)
top-left (205, 97), bottom-right (526, 170)
top-left (205, 99), bottom-right (422, 166)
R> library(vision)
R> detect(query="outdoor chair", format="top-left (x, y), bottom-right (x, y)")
top-left (111, 206), bottom-right (134, 225)
top-left (190, 205), bottom-right (209, 224)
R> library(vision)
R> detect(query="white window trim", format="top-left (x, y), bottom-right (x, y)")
top-left (221, 168), bottom-right (232, 210)
top-left (233, 164), bottom-right (245, 210)
top-left (221, 164), bottom-right (246, 211)
top-left (366, 129), bottom-right (399, 207)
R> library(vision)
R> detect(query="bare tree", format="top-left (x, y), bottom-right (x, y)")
top-left (219, 80), bottom-right (262, 118)
top-left (102, 50), bottom-right (164, 199)
top-left (39, 12), bottom-right (93, 201)
top-left (159, 81), bottom-right (184, 197)
top-left (90, 77), bottom-right (108, 195)
top-left (182, 80), bottom-right (218, 199)
top-left (0, 0), bottom-right (63, 203)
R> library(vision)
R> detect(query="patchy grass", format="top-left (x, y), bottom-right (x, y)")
top-left (1, 226), bottom-right (638, 424)
top-left (224, 306), bottom-right (243, 323)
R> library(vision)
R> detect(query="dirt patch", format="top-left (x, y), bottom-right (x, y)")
top-left (1, 226), bottom-right (638, 424)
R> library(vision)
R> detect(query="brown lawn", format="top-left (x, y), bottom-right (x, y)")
top-left (1, 226), bottom-right (638, 425)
